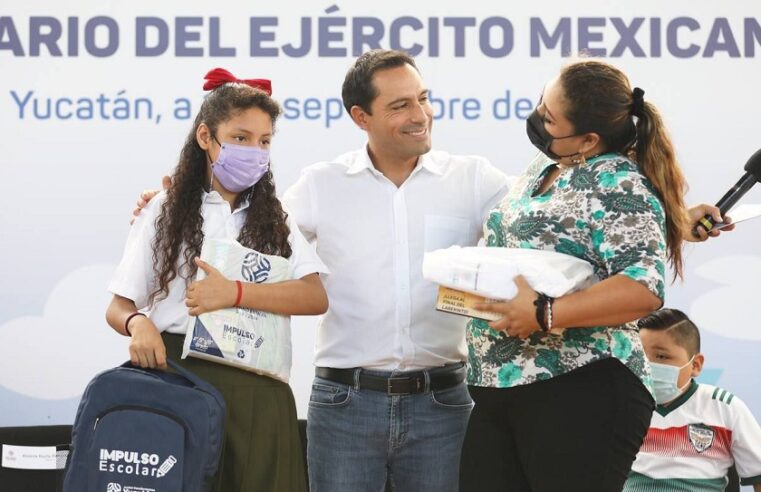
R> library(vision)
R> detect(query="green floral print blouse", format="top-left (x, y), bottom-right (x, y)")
top-left (467, 152), bottom-right (666, 393)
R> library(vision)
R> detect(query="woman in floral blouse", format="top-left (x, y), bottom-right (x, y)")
top-left (459, 60), bottom-right (693, 491)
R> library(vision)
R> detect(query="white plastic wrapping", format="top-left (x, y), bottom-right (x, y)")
top-left (422, 246), bottom-right (596, 300)
top-left (182, 239), bottom-right (292, 382)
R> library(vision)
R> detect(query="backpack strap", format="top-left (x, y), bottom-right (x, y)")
top-left (120, 360), bottom-right (208, 391)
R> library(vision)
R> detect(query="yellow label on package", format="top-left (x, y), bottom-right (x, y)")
top-left (435, 286), bottom-right (502, 321)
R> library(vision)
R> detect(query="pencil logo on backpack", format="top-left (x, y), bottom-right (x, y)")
top-left (155, 455), bottom-right (177, 477)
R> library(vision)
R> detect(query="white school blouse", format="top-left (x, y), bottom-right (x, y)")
top-left (109, 190), bottom-right (328, 334)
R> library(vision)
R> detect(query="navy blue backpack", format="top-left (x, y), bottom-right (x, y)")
top-left (62, 360), bottom-right (226, 492)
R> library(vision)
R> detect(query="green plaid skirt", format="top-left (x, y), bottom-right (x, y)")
top-left (162, 333), bottom-right (307, 492)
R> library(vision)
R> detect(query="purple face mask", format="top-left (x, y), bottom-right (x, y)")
top-left (210, 142), bottom-right (270, 193)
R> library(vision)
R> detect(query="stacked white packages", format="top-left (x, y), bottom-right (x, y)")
top-left (422, 246), bottom-right (596, 300)
top-left (182, 239), bottom-right (292, 383)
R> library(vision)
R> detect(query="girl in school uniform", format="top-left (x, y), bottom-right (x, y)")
top-left (105, 68), bottom-right (327, 492)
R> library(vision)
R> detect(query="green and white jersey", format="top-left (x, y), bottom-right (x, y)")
top-left (624, 381), bottom-right (761, 492)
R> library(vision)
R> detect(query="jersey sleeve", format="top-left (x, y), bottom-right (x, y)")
top-left (730, 396), bottom-right (761, 485)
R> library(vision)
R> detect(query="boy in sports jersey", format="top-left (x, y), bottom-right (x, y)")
top-left (624, 308), bottom-right (761, 492)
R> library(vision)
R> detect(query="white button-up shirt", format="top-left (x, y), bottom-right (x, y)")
top-left (283, 147), bottom-right (510, 370)
top-left (109, 190), bottom-right (328, 334)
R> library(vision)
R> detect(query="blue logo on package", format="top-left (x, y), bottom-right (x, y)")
top-left (241, 252), bottom-right (271, 283)
top-left (190, 318), bottom-right (224, 358)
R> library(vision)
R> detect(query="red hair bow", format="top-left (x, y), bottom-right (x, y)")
top-left (202, 68), bottom-right (272, 95)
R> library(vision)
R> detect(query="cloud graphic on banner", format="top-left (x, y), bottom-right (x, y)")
top-left (689, 254), bottom-right (761, 341)
top-left (0, 264), bottom-right (130, 400)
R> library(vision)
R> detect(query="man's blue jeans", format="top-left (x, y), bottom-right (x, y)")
top-left (306, 365), bottom-right (473, 492)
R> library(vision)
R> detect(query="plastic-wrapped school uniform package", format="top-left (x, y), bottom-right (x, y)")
top-left (423, 246), bottom-right (595, 321)
top-left (182, 239), bottom-right (292, 382)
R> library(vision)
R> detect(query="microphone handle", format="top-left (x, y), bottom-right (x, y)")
top-left (698, 172), bottom-right (757, 231)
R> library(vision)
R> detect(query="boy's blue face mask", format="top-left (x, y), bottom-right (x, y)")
top-left (649, 356), bottom-right (695, 405)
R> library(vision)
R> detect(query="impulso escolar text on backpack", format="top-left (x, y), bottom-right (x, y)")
top-left (62, 360), bottom-right (225, 492)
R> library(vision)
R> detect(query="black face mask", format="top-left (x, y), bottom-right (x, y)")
top-left (525, 109), bottom-right (581, 161)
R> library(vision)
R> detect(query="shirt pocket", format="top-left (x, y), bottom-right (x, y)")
top-left (424, 215), bottom-right (471, 252)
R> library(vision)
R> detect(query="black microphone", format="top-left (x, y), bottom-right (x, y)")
top-left (697, 148), bottom-right (761, 232)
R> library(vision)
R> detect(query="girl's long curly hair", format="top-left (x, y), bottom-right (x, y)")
top-left (148, 83), bottom-right (292, 305)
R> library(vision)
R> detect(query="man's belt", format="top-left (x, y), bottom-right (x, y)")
top-left (315, 364), bottom-right (466, 396)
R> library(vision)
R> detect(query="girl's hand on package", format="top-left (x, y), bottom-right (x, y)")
top-left (186, 258), bottom-right (237, 316)
top-left (128, 316), bottom-right (167, 370)
top-left (474, 276), bottom-right (542, 340)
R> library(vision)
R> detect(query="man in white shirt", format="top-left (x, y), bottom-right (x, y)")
top-left (282, 49), bottom-right (509, 492)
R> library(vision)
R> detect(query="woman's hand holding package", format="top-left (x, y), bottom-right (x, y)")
top-left (186, 258), bottom-right (237, 316)
top-left (128, 316), bottom-right (167, 370)
top-left (475, 276), bottom-right (542, 339)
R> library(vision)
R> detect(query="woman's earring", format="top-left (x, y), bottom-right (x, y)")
top-left (570, 153), bottom-right (586, 166)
